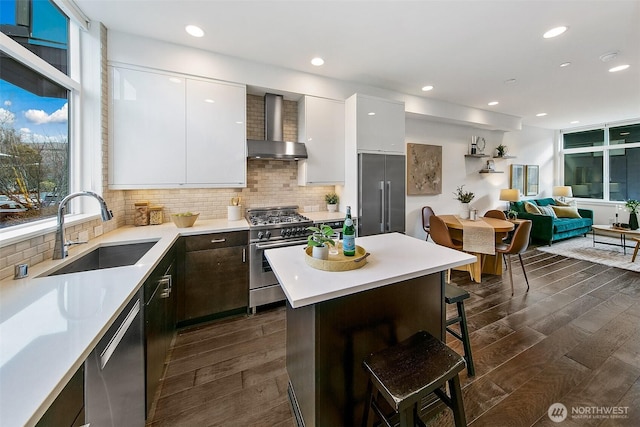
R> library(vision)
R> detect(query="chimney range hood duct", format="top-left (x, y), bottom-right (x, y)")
top-left (247, 93), bottom-right (308, 160)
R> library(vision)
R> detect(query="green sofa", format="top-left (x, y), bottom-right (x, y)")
top-left (510, 198), bottom-right (593, 245)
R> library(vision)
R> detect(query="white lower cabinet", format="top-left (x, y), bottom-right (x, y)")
top-left (109, 65), bottom-right (246, 189)
top-left (297, 96), bottom-right (345, 185)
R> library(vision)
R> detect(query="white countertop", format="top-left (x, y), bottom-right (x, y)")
top-left (265, 233), bottom-right (476, 308)
top-left (0, 218), bottom-right (249, 427)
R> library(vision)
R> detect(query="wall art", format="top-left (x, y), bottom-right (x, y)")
top-left (407, 143), bottom-right (442, 195)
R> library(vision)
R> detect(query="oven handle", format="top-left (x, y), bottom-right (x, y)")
top-left (255, 239), bottom-right (307, 250)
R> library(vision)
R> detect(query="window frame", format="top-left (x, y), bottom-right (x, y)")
top-left (0, 6), bottom-right (88, 244)
top-left (560, 120), bottom-right (640, 203)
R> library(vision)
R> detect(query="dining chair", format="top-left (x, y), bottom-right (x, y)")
top-left (632, 237), bottom-right (639, 262)
top-left (484, 209), bottom-right (507, 220)
top-left (422, 206), bottom-right (435, 241)
top-left (430, 216), bottom-right (475, 282)
top-left (495, 219), bottom-right (532, 295)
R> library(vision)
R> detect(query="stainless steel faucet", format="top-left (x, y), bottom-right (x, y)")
top-left (53, 191), bottom-right (113, 260)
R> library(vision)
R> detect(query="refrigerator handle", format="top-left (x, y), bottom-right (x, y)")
top-left (387, 181), bottom-right (391, 232)
top-left (379, 180), bottom-right (385, 233)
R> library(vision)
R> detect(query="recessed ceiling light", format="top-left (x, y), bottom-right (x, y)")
top-left (599, 51), bottom-right (619, 62)
top-left (570, 120), bottom-right (580, 124)
top-left (543, 26), bottom-right (568, 39)
top-left (311, 57), bottom-right (324, 66)
top-left (204, 99), bottom-right (215, 103)
top-left (368, 112), bottom-right (376, 116)
top-left (488, 101), bottom-right (499, 106)
top-left (168, 77), bottom-right (182, 84)
top-left (560, 62), bottom-right (572, 67)
top-left (609, 64), bottom-right (630, 72)
top-left (421, 85), bottom-right (434, 92)
top-left (185, 25), bottom-right (204, 38)
top-left (504, 78), bottom-right (517, 85)
top-left (536, 113), bottom-right (548, 117)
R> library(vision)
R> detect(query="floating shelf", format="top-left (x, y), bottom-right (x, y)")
top-left (493, 155), bottom-right (516, 159)
top-left (479, 169), bottom-right (504, 174)
top-left (465, 154), bottom-right (490, 158)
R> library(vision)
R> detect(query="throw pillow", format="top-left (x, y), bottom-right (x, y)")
top-left (524, 201), bottom-right (542, 214)
top-left (538, 205), bottom-right (557, 217)
top-left (555, 199), bottom-right (577, 207)
top-left (551, 205), bottom-right (582, 218)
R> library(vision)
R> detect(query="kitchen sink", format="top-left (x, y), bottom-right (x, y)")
top-left (43, 241), bottom-right (158, 276)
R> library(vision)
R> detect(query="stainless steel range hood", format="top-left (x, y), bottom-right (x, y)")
top-left (247, 93), bottom-right (308, 160)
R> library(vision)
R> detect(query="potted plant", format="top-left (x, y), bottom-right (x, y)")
top-left (496, 144), bottom-right (507, 157)
top-left (625, 199), bottom-right (639, 230)
top-left (325, 192), bottom-right (339, 212)
top-left (307, 224), bottom-right (336, 259)
top-left (453, 185), bottom-right (475, 219)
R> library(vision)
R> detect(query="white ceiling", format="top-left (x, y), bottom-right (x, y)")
top-left (73, 0), bottom-right (640, 130)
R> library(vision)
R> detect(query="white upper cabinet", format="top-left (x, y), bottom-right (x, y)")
top-left (109, 65), bottom-right (246, 189)
top-left (186, 78), bottom-right (246, 186)
top-left (110, 66), bottom-right (186, 187)
top-left (298, 96), bottom-right (345, 185)
top-left (352, 94), bottom-right (405, 154)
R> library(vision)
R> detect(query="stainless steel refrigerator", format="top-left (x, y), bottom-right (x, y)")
top-left (358, 153), bottom-right (406, 236)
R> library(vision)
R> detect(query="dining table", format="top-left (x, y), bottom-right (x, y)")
top-left (437, 214), bottom-right (515, 282)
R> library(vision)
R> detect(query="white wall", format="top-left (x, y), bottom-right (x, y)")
top-left (405, 120), bottom-right (555, 239)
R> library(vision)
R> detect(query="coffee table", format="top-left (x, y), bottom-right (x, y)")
top-left (592, 224), bottom-right (640, 255)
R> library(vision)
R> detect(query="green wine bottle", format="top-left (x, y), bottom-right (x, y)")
top-left (343, 206), bottom-right (355, 256)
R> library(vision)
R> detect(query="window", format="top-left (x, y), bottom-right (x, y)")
top-left (0, 0), bottom-right (73, 229)
top-left (562, 123), bottom-right (640, 202)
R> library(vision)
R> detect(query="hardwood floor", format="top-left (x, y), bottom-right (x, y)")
top-left (148, 248), bottom-right (640, 427)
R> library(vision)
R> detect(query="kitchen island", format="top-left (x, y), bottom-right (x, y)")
top-left (265, 232), bottom-right (475, 427)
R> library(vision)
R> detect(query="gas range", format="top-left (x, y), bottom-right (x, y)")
top-left (246, 206), bottom-right (313, 243)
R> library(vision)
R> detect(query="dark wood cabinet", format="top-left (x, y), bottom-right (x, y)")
top-left (177, 231), bottom-right (248, 323)
top-left (144, 246), bottom-right (176, 416)
top-left (36, 365), bottom-right (84, 427)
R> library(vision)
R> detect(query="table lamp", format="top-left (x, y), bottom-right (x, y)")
top-left (499, 189), bottom-right (520, 212)
top-left (552, 186), bottom-right (573, 202)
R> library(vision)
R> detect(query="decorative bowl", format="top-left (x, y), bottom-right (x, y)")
top-left (171, 212), bottom-right (199, 228)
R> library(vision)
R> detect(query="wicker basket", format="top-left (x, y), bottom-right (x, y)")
top-left (304, 245), bottom-right (369, 271)
top-left (171, 213), bottom-right (199, 228)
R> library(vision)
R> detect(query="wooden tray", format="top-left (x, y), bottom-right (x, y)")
top-left (304, 245), bottom-right (369, 271)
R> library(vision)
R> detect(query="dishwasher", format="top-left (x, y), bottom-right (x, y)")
top-left (85, 290), bottom-right (145, 426)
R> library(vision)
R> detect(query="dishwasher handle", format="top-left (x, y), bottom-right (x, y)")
top-left (100, 299), bottom-right (140, 370)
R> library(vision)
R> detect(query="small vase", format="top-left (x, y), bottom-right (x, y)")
top-left (312, 245), bottom-right (329, 260)
top-left (460, 202), bottom-right (470, 219)
top-left (629, 213), bottom-right (639, 230)
top-left (327, 204), bottom-right (337, 212)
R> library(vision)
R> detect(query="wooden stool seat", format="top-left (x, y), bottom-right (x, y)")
top-left (445, 284), bottom-right (475, 376)
top-left (362, 331), bottom-right (467, 427)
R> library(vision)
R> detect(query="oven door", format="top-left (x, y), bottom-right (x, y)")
top-left (250, 238), bottom-right (307, 289)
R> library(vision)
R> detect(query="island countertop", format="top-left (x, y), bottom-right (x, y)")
top-left (265, 232), bottom-right (476, 308)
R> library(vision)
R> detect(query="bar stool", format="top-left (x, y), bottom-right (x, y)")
top-left (362, 331), bottom-right (467, 427)
top-left (445, 283), bottom-right (475, 377)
